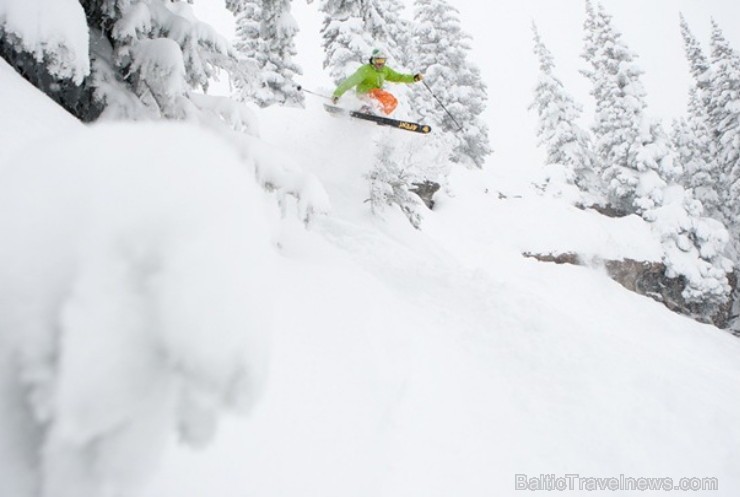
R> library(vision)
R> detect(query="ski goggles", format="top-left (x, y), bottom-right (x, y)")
top-left (372, 58), bottom-right (387, 64)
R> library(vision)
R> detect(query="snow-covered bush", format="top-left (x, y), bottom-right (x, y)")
top-left (643, 186), bottom-right (733, 311)
top-left (366, 136), bottom-right (428, 229)
top-left (366, 126), bottom-right (455, 228)
top-left (0, 123), bottom-right (274, 497)
top-left (245, 138), bottom-right (332, 225)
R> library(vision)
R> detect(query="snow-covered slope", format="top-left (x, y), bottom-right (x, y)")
top-left (2, 50), bottom-right (740, 497)
top-left (143, 101), bottom-right (740, 496)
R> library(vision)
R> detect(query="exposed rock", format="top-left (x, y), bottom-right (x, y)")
top-left (523, 252), bottom-right (737, 330)
top-left (728, 275), bottom-right (740, 337)
top-left (577, 203), bottom-right (631, 218)
top-left (523, 252), bottom-right (580, 265)
top-left (0, 33), bottom-right (102, 122)
top-left (410, 180), bottom-right (441, 209)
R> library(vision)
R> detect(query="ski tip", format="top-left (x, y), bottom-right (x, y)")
top-left (397, 121), bottom-right (432, 134)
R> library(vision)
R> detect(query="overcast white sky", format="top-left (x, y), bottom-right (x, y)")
top-left (195, 0), bottom-right (740, 172)
top-left (445, 0), bottom-right (740, 169)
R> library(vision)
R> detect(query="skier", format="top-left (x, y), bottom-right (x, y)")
top-left (331, 49), bottom-right (424, 115)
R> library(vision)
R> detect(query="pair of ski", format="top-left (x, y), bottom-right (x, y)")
top-left (324, 104), bottom-right (432, 135)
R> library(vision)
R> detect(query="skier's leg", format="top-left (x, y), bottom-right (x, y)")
top-left (369, 89), bottom-right (398, 115)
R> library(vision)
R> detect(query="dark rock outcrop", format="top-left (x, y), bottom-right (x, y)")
top-left (523, 252), bottom-right (737, 329)
top-left (410, 181), bottom-right (441, 209)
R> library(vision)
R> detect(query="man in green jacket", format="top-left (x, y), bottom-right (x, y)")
top-left (331, 49), bottom-right (424, 115)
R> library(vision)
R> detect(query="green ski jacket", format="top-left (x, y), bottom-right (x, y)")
top-left (332, 64), bottom-right (416, 98)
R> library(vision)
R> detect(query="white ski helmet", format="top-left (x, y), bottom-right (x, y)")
top-left (369, 48), bottom-right (388, 64)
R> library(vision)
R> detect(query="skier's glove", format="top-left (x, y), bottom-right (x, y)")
top-left (331, 95), bottom-right (340, 104)
top-left (414, 73), bottom-right (424, 82)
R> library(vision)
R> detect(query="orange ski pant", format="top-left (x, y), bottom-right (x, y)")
top-left (368, 88), bottom-right (398, 115)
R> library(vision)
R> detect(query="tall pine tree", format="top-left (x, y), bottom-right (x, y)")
top-left (364, 0), bottom-right (408, 58)
top-left (582, 1), bottom-right (665, 213)
top-left (320, 0), bottom-right (373, 84)
top-left (580, 2), bottom-right (732, 313)
top-left (679, 14), bottom-right (712, 96)
top-left (234, 0), bottom-right (304, 107)
top-left (410, 0), bottom-right (491, 168)
top-left (320, 0), bottom-right (414, 85)
top-left (708, 20), bottom-right (740, 247)
top-left (530, 22), bottom-right (596, 194)
top-left (671, 89), bottom-right (721, 219)
top-left (675, 14), bottom-right (722, 219)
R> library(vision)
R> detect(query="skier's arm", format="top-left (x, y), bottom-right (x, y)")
top-left (384, 67), bottom-right (417, 84)
top-left (333, 67), bottom-right (369, 98)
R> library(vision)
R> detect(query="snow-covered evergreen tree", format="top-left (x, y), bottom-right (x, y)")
top-left (675, 15), bottom-right (722, 220)
top-left (643, 186), bottom-right (733, 314)
top-left (2, 0), bottom-right (261, 121)
top-left (409, 0), bottom-right (491, 168)
top-left (320, 0), bottom-right (373, 83)
top-left (225, 0), bottom-right (248, 15)
top-left (320, 0), bottom-right (414, 85)
top-left (705, 20), bottom-right (740, 329)
top-left (707, 20), bottom-right (740, 247)
top-left (631, 121), bottom-right (681, 212)
top-left (530, 22), bottom-right (596, 195)
top-left (581, 2), bottom-right (682, 210)
top-left (2, 0), bottom-right (328, 225)
top-left (580, 2), bottom-right (732, 311)
top-left (582, 1), bottom-right (657, 213)
top-left (232, 0), bottom-right (262, 96)
top-left (581, 0), bottom-right (605, 105)
top-left (98, 1), bottom-right (250, 119)
top-left (364, 0), bottom-right (406, 57)
top-left (679, 14), bottom-right (713, 94)
top-left (234, 0), bottom-right (303, 107)
top-left (672, 88), bottom-right (721, 219)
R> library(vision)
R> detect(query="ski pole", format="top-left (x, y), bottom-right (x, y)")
top-left (296, 85), bottom-right (332, 101)
top-left (422, 81), bottom-right (464, 132)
